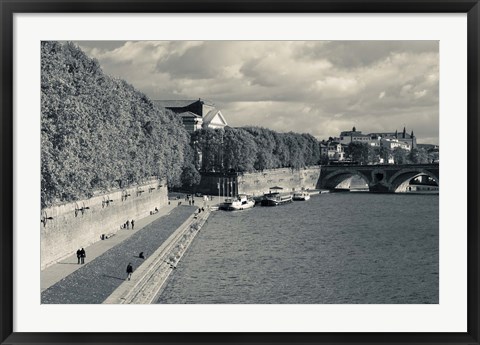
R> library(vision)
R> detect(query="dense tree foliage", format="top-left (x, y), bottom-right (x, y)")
top-left (395, 147), bottom-right (437, 164)
top-left (344, 142), bottom-right (437, 165)
top-left (192, 127), bottom-right (323, 173)
top-left (243, 127), bottom-right (321, 170)
top-left (41, 41), bottom-right (191, 207)
top-left (345, 142), bottom-right (369, 164)
top-left (392, 147), bottom-right (409, 164)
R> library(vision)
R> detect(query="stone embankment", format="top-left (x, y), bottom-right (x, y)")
top-left (41, 179), bottom-right (168, 269)
top-left (41, 206), bottom-right (196, 304)
top-left (195, 166), bottom-right (321, 197)
top-left (104, 208), bottom-right (210, 304)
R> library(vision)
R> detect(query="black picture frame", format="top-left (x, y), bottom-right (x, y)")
top-left (1, 1), bottom-right (479, 344)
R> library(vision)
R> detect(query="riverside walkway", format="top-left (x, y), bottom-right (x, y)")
top-left (41, 205), bottom-right (196, 304)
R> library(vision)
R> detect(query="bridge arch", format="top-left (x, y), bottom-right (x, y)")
top-left (388, 168), bottom-right (439, 192)
top-left (319, 164), bottom-right (439, 193)
top-left (321, 168), bottom-right (370, 190)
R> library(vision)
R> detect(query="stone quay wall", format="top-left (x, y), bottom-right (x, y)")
top-left (41, 179), bottom-right (168, 270)
top-left (237, 166), bottom-right (321, 196)
top-left (195, 166), bottom-right (321, 197)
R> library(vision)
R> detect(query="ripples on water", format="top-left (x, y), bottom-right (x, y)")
top-left (157, 193), bottom-right (438, 304)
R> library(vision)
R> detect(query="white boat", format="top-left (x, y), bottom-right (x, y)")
top-left (292, 191), bottom-right (311, 201)
top-left (260, 192), bottom-right (293, 206)
top-left (219, 194), bottom-right (255, 211)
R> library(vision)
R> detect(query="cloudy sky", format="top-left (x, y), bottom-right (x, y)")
top-left (76, 41), bottom-right (439, 144)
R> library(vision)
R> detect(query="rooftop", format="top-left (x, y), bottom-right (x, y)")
top-left (153, 99), bottom-right (215, 109)
top-left (178, 111), bottom-right (202, 119)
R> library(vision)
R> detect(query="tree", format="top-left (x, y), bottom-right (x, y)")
top-left (319, 155), bottom-right (330, 165)
top-left (192, 129), bottom-right (224, 172)
top-left (392, 147), bottom-right (408, 164)
top-left (346, 142), bottom-right (369, 164)
top-left (415, 148), bottom-right (429, 163)
top-left (426, 148), bottom-right (439, 163)
top-left (378, 146), bottom-right (390, 163)
top-left (368, 146), bottom-right (380, 164)
top-left (181, 163), bottom-right (201, 187)
top-left (242, 127), bottom-right (277, 170)
top-left (221, 127), bottom-right (258, 172)
top-left (408, 148), bottom-right (420, 163)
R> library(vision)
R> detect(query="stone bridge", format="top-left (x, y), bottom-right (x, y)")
top-left (318, 163), bottom-right (439, 193)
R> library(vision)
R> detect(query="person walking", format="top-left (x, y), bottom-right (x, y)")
top-left (76, 249), bottom-right (81, 264)
top-left (126, 220), bottom-right (130, 229)
top-left (131, 219), bottom-right (135, 230)
top-left (80, 248), bottom-right (86, 264)
top-left (126, 263), bottom-right (133, 280)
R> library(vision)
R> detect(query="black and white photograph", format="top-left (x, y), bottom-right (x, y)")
top-left (40, 40), bottom-right (440, 305)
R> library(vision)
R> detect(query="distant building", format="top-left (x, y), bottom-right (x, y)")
top-left (321, 141), bottom-right (345, 161)
top-left (153, 99), bottom-right (228, 170)
top-left (337, 126), bottom-right (417, 150)
top-left (338, 126), bottom-right (372, 145)
top-left (153, 99), bottom-right (228, 133)
top-left (380, 138), bottom-right (412, 151)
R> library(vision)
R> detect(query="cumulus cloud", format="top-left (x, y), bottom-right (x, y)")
top-left (75, 40), bottom-right (439, 144)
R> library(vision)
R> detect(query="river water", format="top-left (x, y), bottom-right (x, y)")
top-left (157, 193), bottom-right (438, 304)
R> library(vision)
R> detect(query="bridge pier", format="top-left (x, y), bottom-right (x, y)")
top-left (367, 183), bottom-right (392, 193)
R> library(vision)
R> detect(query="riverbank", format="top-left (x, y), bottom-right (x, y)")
top-left (41, 201), bottom-right (181, 292)
top-left (41, 206), bottom-right (197, 304)
top-left (104, 208), bottom-right (211, 304)
top-left (41, 179), bottom-right (168, 270)
top-left (40, 197), bottom-right (217, 304)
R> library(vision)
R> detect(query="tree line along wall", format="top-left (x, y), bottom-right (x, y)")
top-left (41, 179), bottom-right (168, 269)
top-left (194, 166), bottom-right (321, 197)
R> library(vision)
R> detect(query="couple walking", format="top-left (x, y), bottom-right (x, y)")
top-left (124, 219), bottom-right (135, 229)
top-left (76, 248), bottom-right (86, 264)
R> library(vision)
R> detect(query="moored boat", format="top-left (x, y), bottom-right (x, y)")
top-left (292, 191), bottom-right (310, 201)
top-left (219, 194), bottom-right (255, 211)
top-left (260, 192), bottom-right (293, 206)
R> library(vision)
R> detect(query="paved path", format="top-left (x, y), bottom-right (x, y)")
top-left (41, 206), bottom-right (196, 304)
top-left (41, 202), bottom-right (179, 292)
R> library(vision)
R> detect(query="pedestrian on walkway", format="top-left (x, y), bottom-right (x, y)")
top-left (126, 220), bottom-right (130, 229)
top-left (76, 249), bottom-right (81, 264)
top-left (126, 263), bottom-right (133, 280)
top-left (80, 248), bottom-right (86, 264)
top-left (131, 219), bottom-right (135, 230)
top-left (192, 199), bottom-right (195, 206)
